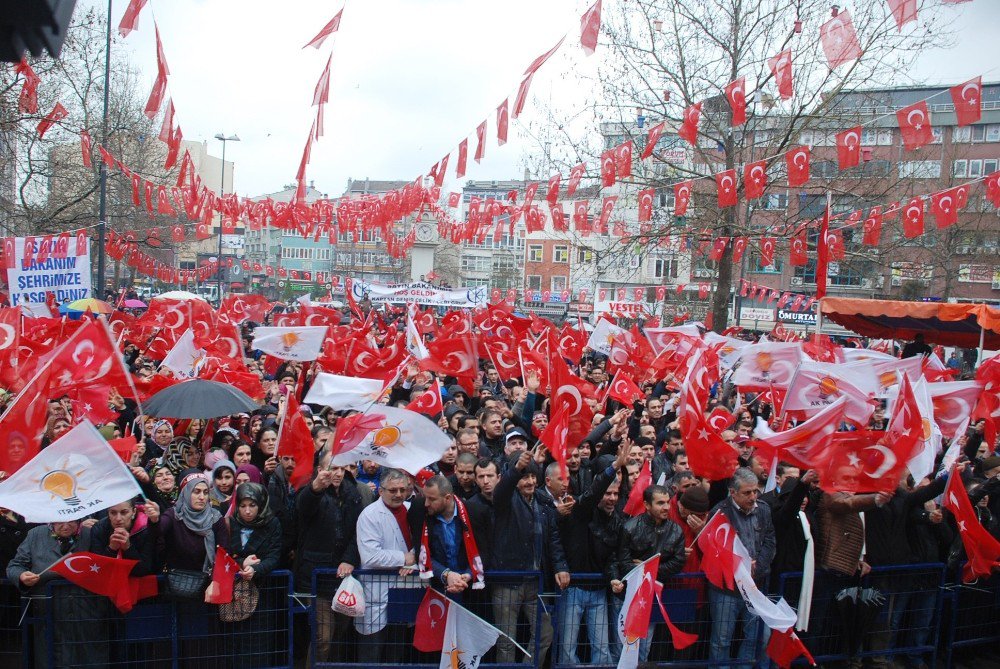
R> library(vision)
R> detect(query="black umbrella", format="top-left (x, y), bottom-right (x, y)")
top-left (143, 379), bottom-right (260, 419)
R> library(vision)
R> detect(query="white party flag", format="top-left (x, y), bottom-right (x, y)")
top-left (439, 599), bottom-right (501, 669)
top-left (0, 421), bottom-right (143, 523)
top-left (160, 329), bottom-right (206, 379)
top-left (251, 325), bottom-right (327, 361)
top-left (304, 372), bottom-right (386, 411)
top-left (332, 405), bottom-right (452, 475)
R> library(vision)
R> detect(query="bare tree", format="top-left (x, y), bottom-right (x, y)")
top-left (524, 0), bottom-right (951, 330)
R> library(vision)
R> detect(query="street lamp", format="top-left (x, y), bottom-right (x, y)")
top-left (214, 133), bottom-right (239, 302)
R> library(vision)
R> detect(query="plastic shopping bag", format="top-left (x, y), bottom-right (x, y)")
top-left (332, 574), bottom-right (365, 617)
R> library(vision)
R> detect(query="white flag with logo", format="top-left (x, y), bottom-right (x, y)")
top-left (331, 405), bottom-right (452, 475)
top-left (587, 318), bottom-right (625, 357)
top-left (304, 372), bottom-right (386, 411)
top-left (252, 325), bottom-right (327, 361)
top-left (439, 599), bottom-right (501, 669)
top-left (0, 421), bottom-right (143, 522)
top-left (161, 329), bottom-right (207, 379)
top-left (406, 303), bottom-right (429, 360)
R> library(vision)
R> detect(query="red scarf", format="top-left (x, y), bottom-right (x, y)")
top-left (389, 502), bottom-right (412, 550)
top-left (418, 497), bottom-right (484, 590)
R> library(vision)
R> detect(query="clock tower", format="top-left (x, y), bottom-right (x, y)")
top-left (410, 222), bottom-right (437, 281)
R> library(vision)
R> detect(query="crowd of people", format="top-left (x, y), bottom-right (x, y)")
top-left (0, 306), bottom-right (998, 669)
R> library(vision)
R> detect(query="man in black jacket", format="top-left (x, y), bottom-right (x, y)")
top-left (609, 484), bottom-right (686, 663)
top-left (295, 453), bottom-right (363, 664)
top-left (491, 451), bottom-right (570, 664)
top-left (556, 450), bottom-right (627, 665)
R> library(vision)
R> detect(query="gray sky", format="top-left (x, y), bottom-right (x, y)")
top-left (85, 0), bottom-right (999, 199)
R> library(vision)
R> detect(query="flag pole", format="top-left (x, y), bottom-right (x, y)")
top-left (431, 588), bottom-right (532, 659)
top-left (35, 552), bottom-right (69, 577)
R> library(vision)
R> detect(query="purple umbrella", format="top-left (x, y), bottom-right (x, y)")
top-left (123, 299), bottom-right (147, 308)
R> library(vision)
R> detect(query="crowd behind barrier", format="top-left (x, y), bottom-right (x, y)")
top-left (2, 565), bottom-right (998, 668)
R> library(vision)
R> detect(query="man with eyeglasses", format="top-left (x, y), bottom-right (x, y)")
top-left (708, 467), bottom-right (776, 668)
top-left (355, 469), bottom-right (417, 663)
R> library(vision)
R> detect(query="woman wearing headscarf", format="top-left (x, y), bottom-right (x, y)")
top-left (220, 483), bottom-right (283, 668)
top-left (210, 460), bottom-right (238, 510)
top-left (154, 471), bottom-right (228, 576)
top-left (141, 420), bottom-right (175, 467)
top-left (235, 464), bottom-right (264, 486)
top-left (135, 461), bottom-right (179, 510)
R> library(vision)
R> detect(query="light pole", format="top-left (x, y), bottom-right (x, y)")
top-left (96, 0), bottom-right (112, 299)
top-left (214, 133), bottom-right (239, 302)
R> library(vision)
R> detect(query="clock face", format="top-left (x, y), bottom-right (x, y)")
top-left (416, 224), bottom-right (434, 243)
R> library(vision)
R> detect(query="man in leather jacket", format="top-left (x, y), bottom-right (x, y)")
top-left (608, 484), bottom-right (686, 664)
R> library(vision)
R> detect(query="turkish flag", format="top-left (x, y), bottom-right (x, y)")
top-left (622, 458), bottom-right (652, 516)
top-left (863, 206), bottom-right (883, 246)
top-left (815, 207), bottom-right (830, 299)
top-left (277, 393), bottom-right (318, 490)
top-left (768, 49), bottom-right (794, 100)
top-left (987, 171), bottom-right (1000, 208)
top-left (567, 163), bottom-right (585, 196)
top-left (407, 380), bottom-right (444, 417)
top-left (474, 120), bottom-right (486, 162)
top-left (204, 547), bottom-right (241, 604)
top-left (538, 406), bottom-right (570, 475)
top-left (421, 335), bottom-right (478, 394)
top-left (455, 139), bottom-right (468, 179)
top-left (622, 555), bottom-right (658, 645)
top-left (708, 237), bottom-right (728, 261)
top-left (725, 77), bottom-right (747, 126)
top-left (680, 354), bottom-right (739, 480)
top-left (715, 169), bottom-right (738, 208)
top-left (835, 126), bottom-right (862, 170)
top-left (550, 203), bottom-right (567, 231)
top-left (546, 173), bottom-right (561, 207)
top-left (943, 467), bottom-right (1000, 583)
top-left (51, 551), bottom-right (151, 614)
top-left (789, 231), bottom-right (807, 266)
top-left (820, 9), bottom-right (862, 69)
top-left (37, 102), bottom-right (68, 139)
top-left (637, 188), bottom-right (654, 222)
top-left (580, 0), bottom-right (602, 55)
top-left (767, 628), bottom-right (815, 669)
top-left (641, 121), bottom-right (665, 159)
top-left (951, 76), bottom-right (982, 127)
top-left (674, 181), bottom-right (692, 216)
top-left (786, 146), bottom-right (809, 186)
top-left (600, 149), bottom-right (616, 187)
top-left (302, 8), bottom-right (343, 49)
top-left (760, 237), bottom-right (776, 267)
top-left (731, 237), bottom-right (747, 263)
top-left (929, 380), bottom-right (983, 440)
top-left (902, 197), bottom-right (924, 238)
top-left (886, 0), bottom-right (918, 30)
top-left (743, 160), bottom-right (767, 199)
top-left (931, 187), bottom-right (961, 229)
top-left (609, 370), bottom-right (643, 406)
top-left (615, 140), bottom-right (633, 179)
top-left (897, 101), bottom-right (933, 151)
top-left (496, 99), bottom-right (509, 145)
top-left (696, 513), bottom-right (739, 590)
top-left (678, 102), bottom-right (702, 146)
top-left (413, 588), bottom-right (450, 652)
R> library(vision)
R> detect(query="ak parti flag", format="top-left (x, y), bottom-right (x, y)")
top-left (413, 588), bottom-right (450, 652)
top-left (205, 546), bottom-right (241, 604)
top-left (943, 467), bottom-right (1000, 583)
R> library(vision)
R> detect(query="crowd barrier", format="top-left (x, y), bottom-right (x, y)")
top-left (1, 562), bottom-right (997, 668)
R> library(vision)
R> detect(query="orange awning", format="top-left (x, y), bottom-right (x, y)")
top-left (820, 298), bottom-right (1000, 349)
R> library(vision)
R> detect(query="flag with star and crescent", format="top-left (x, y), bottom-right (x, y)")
top-left (438, 598), bottom-right (500, 669)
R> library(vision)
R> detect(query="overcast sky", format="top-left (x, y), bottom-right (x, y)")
top-left (83, 0), bottom-right (999, 200)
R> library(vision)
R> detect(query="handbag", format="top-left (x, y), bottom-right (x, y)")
top-left (165, 569), bottom-right (210, 600)
top-left (220, 579), bottom-right (259, 622)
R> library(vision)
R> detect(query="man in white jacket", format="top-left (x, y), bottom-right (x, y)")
top-left (355, 468), bottom-right (417, 662)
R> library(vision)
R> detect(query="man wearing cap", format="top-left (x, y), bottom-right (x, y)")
top-left (499, 428), bottom-right (529, 471)
top-left (491, 451), bottom-right (570, 664)
top-left (668, 486), bottom-right (710, 573)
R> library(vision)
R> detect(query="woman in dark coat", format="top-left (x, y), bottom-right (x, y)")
top-left (155, 471), bottom-right (228, 577)
top-left (221, 482), bottom-right (284, 668)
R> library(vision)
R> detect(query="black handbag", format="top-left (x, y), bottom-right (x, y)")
top-left (165, 569), bottom-right (210, 600)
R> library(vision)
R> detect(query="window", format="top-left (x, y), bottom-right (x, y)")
top-left (953, 126), bottom-right (971, 143)
top-left (528, 245), bottom-right (543, 262)
top-left (755, 129), bottom-right (774, 144)
top-left (759, 192), bottom-right (788, 210)
top-left (461, 255), bottom-right (491, 273)
top-left (898, 161), bottom-right (941, 178)
top-left (931, 126), bottom-right (944, 144)
top-left (577, 248), bottom-right (593, 263)
top-left (989, 125), bottom-right (1000, 143)
top-left (985, 159), bottom-right (999, 175)
top-left (553, 245), bottom-right (569, 263)
top-left (968, 159), bottom-right (983, 178)
top-left (972, 125), bottom-right (987, 142)
top-left (649, 256), bottom-right (679, 279)
top-left (953, 160), bottom-right (968, 177)
top-left (464, 277), bottom-right (489, 288)
top-left (551, 275), bottom-right (567, 292)
top-left (526, 275), bottom-right (542, 291)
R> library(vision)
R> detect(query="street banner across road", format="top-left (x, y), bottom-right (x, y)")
top-left (349, 280), bottom-right (487, 307)
top-left (4, 234), bottom-right (92, 305)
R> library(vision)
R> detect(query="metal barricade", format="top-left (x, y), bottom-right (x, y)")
top-left (0, 578), bottom-right (27, 667)
top-left (942, 568), bottom-right (1000, 669)
top-left (310, 568), bottom-right (544, 668)
top-left (778, 562), bottom-right (946, 669)
top-left (35, 570), bottom-right (293, 669)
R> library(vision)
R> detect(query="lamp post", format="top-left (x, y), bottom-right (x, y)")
top-left (96, 0), bottom-right (112, 299)
top-left (213, 133), bottom-right (239, 303)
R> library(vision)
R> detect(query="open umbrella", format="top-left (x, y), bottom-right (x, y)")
top-left (155, 290), bottom-right (206, 302)
top-left (123, 299), bottom-right (147, 308)
top-left (143, 379), bottom-right (260, 419)
top-left (66, 297), bottom-right (114, 314)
